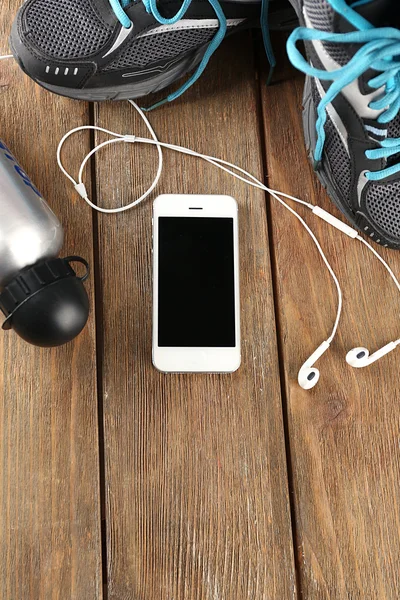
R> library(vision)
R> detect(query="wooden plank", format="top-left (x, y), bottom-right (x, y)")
top-left (94, 33), bottom-right (297, 599)
top-left (0, 4), bottom-right (103, 598)
top-left (260, 40), bottom-right (400, 598)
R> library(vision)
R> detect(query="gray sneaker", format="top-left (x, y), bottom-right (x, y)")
top-left (288, 0), bottom-right (400, 249)
top-left (10, 0), bottom-right (295, 104)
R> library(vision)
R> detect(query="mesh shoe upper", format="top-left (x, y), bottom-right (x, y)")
top-left (102, 28), bottom-right (218, 71)
top-left (24, 0), bottom-right (226, 67)
top-left (366, 181), bottom-right (400, 240)
top-left (25, 0), bottom-right (114, 60)
top-left (303, 0), bottom-right (333, 31)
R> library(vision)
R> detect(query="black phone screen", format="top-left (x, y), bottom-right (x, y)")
top-left (158, 216), bottom-right (236, 347)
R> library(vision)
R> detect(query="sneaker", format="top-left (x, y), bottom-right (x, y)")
top-left (287, 0), bottom-right (400, 249)
top-left (9, 0), bottom-right (294, 105)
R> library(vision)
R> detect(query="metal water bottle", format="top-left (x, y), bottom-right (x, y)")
top-left (0, 140), bottom-right (90, 347)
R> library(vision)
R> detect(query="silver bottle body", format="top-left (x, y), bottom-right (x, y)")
top-left (0, 141), bottom-right (64, 289)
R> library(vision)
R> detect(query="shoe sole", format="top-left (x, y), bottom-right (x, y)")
top-left (288, 0), bottom-right (397, 249)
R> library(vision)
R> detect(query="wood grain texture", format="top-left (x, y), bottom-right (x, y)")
top-left (93, 34), bottom-right (297, 599)
top-left (260, 39), bottom-right (400, 599)
top-left (0, 3), bottom-right (102, 598)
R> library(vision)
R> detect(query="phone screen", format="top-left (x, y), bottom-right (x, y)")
top-left (158, 216), bottom-right (236, 347)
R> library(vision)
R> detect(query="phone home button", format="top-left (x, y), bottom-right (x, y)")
top-left (188, 351), bottom-right (207, 370)
top-left (198, 351), bottom-right (209, 368)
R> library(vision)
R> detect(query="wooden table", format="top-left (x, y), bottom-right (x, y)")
top-left (1, 5), bottom-right (400, 598)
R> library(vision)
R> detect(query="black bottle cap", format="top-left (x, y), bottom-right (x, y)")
top-left (0, 257), bottom-right (90, 347)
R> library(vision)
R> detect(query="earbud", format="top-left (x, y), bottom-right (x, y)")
top-left (346, 341), bottom-right (399, 368)
top-left (56, 100), bottom-right (400, 389)
top-left (298, 340), bottom-right (330, 390)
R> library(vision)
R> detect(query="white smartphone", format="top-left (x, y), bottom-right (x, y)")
top-left (152, 194), bottom-right (241, 373)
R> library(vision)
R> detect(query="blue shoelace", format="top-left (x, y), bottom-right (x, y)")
top-left (287, 0), bottom-right (400, 182)
top-left (109, 0), bottom-right (275, 109)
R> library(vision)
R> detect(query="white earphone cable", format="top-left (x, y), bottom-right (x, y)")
top-left (57, 99), bottom-right (342, 346)
top-left (267, 188), bottom-right (342, 343)
top-left (57, 105), bottom-right (164, 212)
top-left (2, 49), bottom-right (400, 381)
top-left (53, 100), bottom-right (400, 379)
top-left (57, 100), bottom-right (400, 357)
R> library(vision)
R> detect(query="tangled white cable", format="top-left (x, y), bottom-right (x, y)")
top-left (57, 100), bottom-right (400, 389)
top-left (58, 101), bottom-right (164, 213)
top-left (2, 46), bottom-right (400, 385)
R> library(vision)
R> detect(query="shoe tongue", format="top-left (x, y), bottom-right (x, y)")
top-left (354, 0), bottom-right (400, 29)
